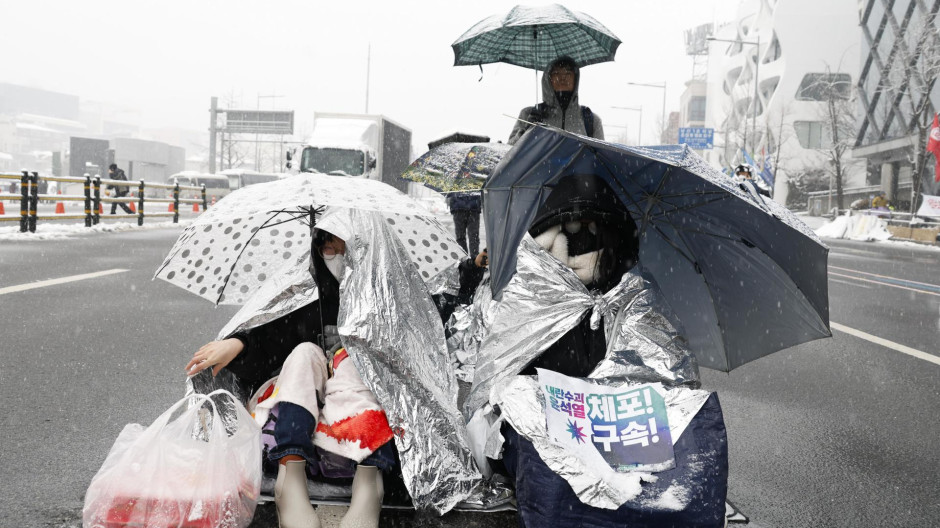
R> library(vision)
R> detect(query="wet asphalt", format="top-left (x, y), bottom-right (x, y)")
top-left (1, 224), bottom-right (937, 527)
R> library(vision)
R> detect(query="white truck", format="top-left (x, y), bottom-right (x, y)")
top-left (296, 113), bottom-right (412, 192)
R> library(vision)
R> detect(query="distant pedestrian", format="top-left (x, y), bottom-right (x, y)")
top-left (106, 164), bottom-right (133, 214)
top-left (447, 191), bottom-right (482, 256)
top-left (871, 192), bottom-right (889, 209)
top-left (734, 164), bottom-right (771, 197)
top-left (508, 56), bottom-right (605, 145)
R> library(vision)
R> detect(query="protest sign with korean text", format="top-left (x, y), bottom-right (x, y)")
top-left (538, 368), bottom-right (675, 473)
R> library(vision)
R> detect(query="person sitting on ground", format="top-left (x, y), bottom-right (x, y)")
top-left (186, 229), bottom-right (391, 528)
top-left (508, 56), bottom-right (605, 145)
top-left (457, 174), bottom-right (727, 526)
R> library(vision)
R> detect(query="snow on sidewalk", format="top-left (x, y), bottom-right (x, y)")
top-left (0, 219), bottom-right (192, 242)
top-left (815, 214), bottom-right (893, 241)
top-left (812, 213), bottom-right (940, 251)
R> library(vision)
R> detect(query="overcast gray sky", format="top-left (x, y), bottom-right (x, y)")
top-left (3, 0), bottom-right (739, 151)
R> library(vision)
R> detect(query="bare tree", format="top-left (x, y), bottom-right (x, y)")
top-left (809, 67), bottom-right (857, 211)
top-left (763, 102), bottom-right (797, 202)
top-left (219, 91), bottom-right (249, 170)
top-left (882, 12), bottom-right (940, 212)
top-left (717, 98), bottom-right (750, 169)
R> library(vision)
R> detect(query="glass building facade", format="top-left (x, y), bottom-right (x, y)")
top-left (854, 0), bottom-right (939, 198)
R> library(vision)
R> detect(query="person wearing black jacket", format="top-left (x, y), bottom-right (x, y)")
top-left (446, 191), bottom-right (482, 256)
top-left (106, 164), bottom-right (133, 214)
top-left (186, 230), bottom-right (389, 528)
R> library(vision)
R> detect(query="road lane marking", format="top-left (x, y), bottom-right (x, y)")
top-left (828, 272), bottom-right (940, 297)
top-left (829, 278), bottom-right (872, 289)
top-left (831, 322), bottom-right (940, 366)
top-left (830, 265), bottom-right (940, 290)
top-left (0, 269), bottom-right (129, 295)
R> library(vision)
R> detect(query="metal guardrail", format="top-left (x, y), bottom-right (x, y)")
top-left (824, 209), bottom-right (940, 226)
top-left (806, 183), bottom-right (915, 216)
top-left (0, 171), bottom-right (208, 233)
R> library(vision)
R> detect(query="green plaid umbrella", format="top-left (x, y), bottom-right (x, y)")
top-left (452, 4), bottom-right (620, 70)
top-left (401, 142), bottom-right (512, 193)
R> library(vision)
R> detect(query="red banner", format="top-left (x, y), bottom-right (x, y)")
top-left (928, 113), bottom-right (940, 182)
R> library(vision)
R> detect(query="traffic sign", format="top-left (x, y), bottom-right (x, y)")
top-left (678, 127), bottom-right (713, 150)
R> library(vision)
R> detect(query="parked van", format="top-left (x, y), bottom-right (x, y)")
top-left (221, 169), bottom-right (281, 191)
top-left (168, 172), bottom-right (231, 202)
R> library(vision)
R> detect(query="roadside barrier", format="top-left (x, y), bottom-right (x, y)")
top-left (825, 208), bottom-right (940, 244)
top-left (0, 171), bottom-right (209, 233)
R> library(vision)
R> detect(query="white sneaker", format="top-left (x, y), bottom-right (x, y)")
top-left (274, 460), bottom-right (321, 528)
top-left (339, 465), bottom-right (383, 528)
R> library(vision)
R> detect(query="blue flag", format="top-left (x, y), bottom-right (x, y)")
top-left (760, 154), bottom-right (775, 187)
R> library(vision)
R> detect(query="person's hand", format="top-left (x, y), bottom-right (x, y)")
top-left (474, 249), bottom-right (488, 268)
top-left (186, 338), bottom-right (244, 377)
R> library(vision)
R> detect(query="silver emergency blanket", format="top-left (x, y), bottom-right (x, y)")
top-left (492, 378), bottom-right (711, 510)
top-left (334, 209), bottom-right (482, 514)
top-left (464, 236), bottom-right (701, 416)
top-left (216, 254), bottom-right (318, 340)
top-left (453, 236), bottom-right (711, 508)
top-left (210, 205), bottom-right (460, 339)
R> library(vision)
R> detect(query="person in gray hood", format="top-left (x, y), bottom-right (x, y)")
top-left (508, 56), bottom-right (605, 145)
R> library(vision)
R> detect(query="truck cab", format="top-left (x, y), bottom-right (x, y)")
top-left (299, 113), bottom-right (411, 192)
top-left (300, 145), bottom-right (375, 177)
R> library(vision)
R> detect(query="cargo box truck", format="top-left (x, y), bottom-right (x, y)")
top-left (298, 113), bottom-right (412, 192)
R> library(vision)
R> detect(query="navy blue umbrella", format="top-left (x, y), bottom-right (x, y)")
top-left (483, 126), bottom-right (830, 371)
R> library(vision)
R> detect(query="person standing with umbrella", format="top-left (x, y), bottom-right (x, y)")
top-left (508, 56), bottom-right (605, 145)
top-left (451, 4), bottom-right (617, 145)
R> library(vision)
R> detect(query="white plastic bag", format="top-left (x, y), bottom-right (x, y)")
top-left (83, 390), bottom-right (262, 528)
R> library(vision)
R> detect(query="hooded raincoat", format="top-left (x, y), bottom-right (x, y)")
top-left (508, 57), bottom-right (605, 145)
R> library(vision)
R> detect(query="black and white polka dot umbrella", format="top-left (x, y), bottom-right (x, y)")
top-left (154, 174), bottom-right (466, 305)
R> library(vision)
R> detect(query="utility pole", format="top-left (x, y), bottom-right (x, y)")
top-left (611, 106), bottom-right (643, 144)
top-left (365, 43), bottom-right (371, 114)
top-left (626, 82), bottom-right (667, 144)
top-left (209, 96), bottom-right (218, 174)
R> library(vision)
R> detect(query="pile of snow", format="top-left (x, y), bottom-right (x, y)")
top-left (0, 220), bottom-right (191, 241)
top-left (815, 213), bottom-right (892, 242)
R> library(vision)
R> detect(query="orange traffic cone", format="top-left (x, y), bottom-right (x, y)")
top-left (55, 202), bottom-right (65, 214)
top-left (99, 203), bottom-right (104, 214)
top-left (168, 203), bottom-right (175, 213)
top-left (129, 201), bottom-right (136, 213)
top-left (193, 202), bottom-right (200, 212)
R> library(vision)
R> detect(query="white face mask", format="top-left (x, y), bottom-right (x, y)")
top-left (324, 255), bottom-right (346, 283)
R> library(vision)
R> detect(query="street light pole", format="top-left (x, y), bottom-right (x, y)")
top-left (611, 106), bottom-right (643, 144)
top-left (626, 82), bottom-right (667, 144)
top-left (707, 36), bottom-right (761, 154)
